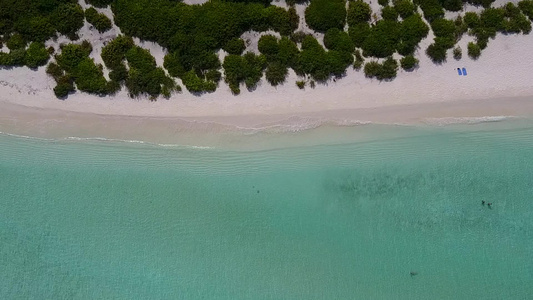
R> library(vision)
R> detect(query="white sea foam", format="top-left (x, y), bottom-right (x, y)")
top-left (422, 116), bottom-right (517, 126)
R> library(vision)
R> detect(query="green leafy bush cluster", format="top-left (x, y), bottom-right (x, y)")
top-left (347, 1), bottom-right (372, 27)
top-left (54, 42), bottom-right (110, 96)
top-left (258, 35), bottom-right (299, 85)
top-left (124, 46), bottom-right (178, 98)
top-left (414, 0), bottom-right (444, 22)
top-left (0, 0), bottom-right (84, 43)
top-left (519, 0), bottom-right (533, 20)
top-left (223, 52), bottom-right (267, 94)
top-left (461, 5), bottom-right (532, 59)
top-left (393, 0), bottom-right (416, 19)
top-left (86, 0), bottom-right (114, 8)
top-left (294, 35), bottom-right (353, 81)
top-left (0, 38), bottom-right (50, 69)
top-left (223, 38), bottom-right (246, 55)
top-left (348, 9), bottom-right (429, 58)
top-left (400, 54), bottom-right (418, 70)
top-left (113, 0), bottom-right (296, 75)
top-left (85, 7), bottom-right (113, 33)
top-left (363, 57), bottom-right (399, 80)
top-left (305, 0), bottom-right (347, 32)
top-left (112, 0), bottom-right (297, 93)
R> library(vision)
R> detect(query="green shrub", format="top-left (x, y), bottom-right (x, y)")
top-left (453, 46), bottom-right (462, 60)
top-left (205, 69), bottom-right (222, 83)
top-left (73, 58), bottom-right (109, 94)
top-left (265, 62), bottom-right (289, 86)
top-left (223, 52), bottom-right (266, 91)
top-left (441, 0), bottom-right (463, 12)
top-left (400, 14), bottom-right (430, 49)
top-left (258, 35), bottom-right (279, 59)
top-left (382, 6), bottom-right (399, 21)
top-left (124, 46), bottom-right (177, 97)
top-left (464, 12), bottom-right (481, 28)
top-left (519, 0), bottom-right (533, 20)
top-left (400, 54), bottom-right (418, 70)
top-left (7, 34), bottom-right (26, 50)
top-left (86, 0), bottom-right (114, 8)
top-left (14, 16), bottom-right (56, 43)
top-left (394, 0), bottom-right (416, 19)
top-left (164, 52), bottom-right (186, 77)
top-left (467, 42), bottom-right (481, 59)
top-left (296, 80), bottom-right (306, 89)
top-left (53, 77), bottom-right (75, 98)
top-left (277, 37), bottom-right (299, 67)
top-left (348, 23), bottom-right (371, 48)
top-left (324, 28), bottom-right (355, 53)
top-left (223, 38), bottom-right (246, 55)
top-left (426, 42), bottom-right (447, 63)
top-left (353, 50), bottom-right (364, 70)
top-left (56, 44), bottom-right (90, 72)
top-left (288, 6), bottom-right (300, 32)
top-left (109, 63), bottom-right (128, 82)
top-left (364, 61), bottom-right (381, 78)
top-left (378, 57), bottom-right (398, 80)
top-left (25, 42), bottom-right (49, 68)
top-left (52, 3), bottom-right (85, 39)
top-left (480, 8), bottom-right (505, 31)
top-left (379, 0), bottom-right (390, 6)
top-left (101, 36), bottom-right (135, 69)
top-left (181, 70), bottom-right (217, 93)
top-left (362, 20), bottom-right (400, 58)
top-left (416, 0), bottom-right (444, 22)
top-left (46, 62), bottom-right (64, 81)
top-left (305, 0), bottom-right (347, 32)
top-left (347, 1), bottom-right (372, 26)
top-left (85, 7), bottom-right (113, 33)
top-left (431, 18), bottom-right (456, 38)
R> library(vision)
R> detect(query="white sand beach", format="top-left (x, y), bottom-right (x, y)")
top-left (1, 0), bottom-right (533, 142)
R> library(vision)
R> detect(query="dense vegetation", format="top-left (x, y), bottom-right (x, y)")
top-left (85, 7), bottom-right (113, 33)
top-left (305, 0), bottom-right (347, 32)
top-left (1, 0), bottom-right (532, 99)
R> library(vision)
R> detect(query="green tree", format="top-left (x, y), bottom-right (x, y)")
top-left (467, 42), bottom-right (481, 59)
top-left (258, 35), bottom-right (279, 60)
top-left (265, 62), bottom-right (288, 86)
top-left (453, 46), bottom-right (462, 60)
top-left (382, 6), bottom-right (399, 21)
top-left (400, 54), bottom-right (418, 70)
top-left (394, 0), bottom-right (416, 19)
top-left (305, 0), bottom-right (347, 32)
top-left (6, 34), bottom-right (26, 50)
top-left (52, 3), bottom-right (84, 39)
top-left (426, 42), bottom-right (447, 63)
top-left (223, 38), bottom-right (246, 55)
top-left (347, 0), bottom-right (372, 26)
top-left (324, 28), bottom-right (355, 53)
top-left (85, 7), bottom-right (112, 33)
top-left (25, 42), bottom-right (49, 68)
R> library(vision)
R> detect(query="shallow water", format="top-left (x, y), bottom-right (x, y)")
top-left (0, 120), bottom-right (532, 299)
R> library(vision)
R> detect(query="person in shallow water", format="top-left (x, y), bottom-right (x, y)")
top-left (482, 200), bottom-right (485, 205)
top-left (488, 203), bottom-right (492, 209)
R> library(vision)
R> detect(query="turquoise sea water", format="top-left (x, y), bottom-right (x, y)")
top-left (1, 120), bottom-right (532, 299)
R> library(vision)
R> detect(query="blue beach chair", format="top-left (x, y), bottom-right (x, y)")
top-left (462, 67), bottom-right (467, 76)
top-left (457, 68), bottom-right (462, 75)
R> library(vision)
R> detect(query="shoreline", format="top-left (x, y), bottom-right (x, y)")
top-left (2, 95), bottom-right (533, 150)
